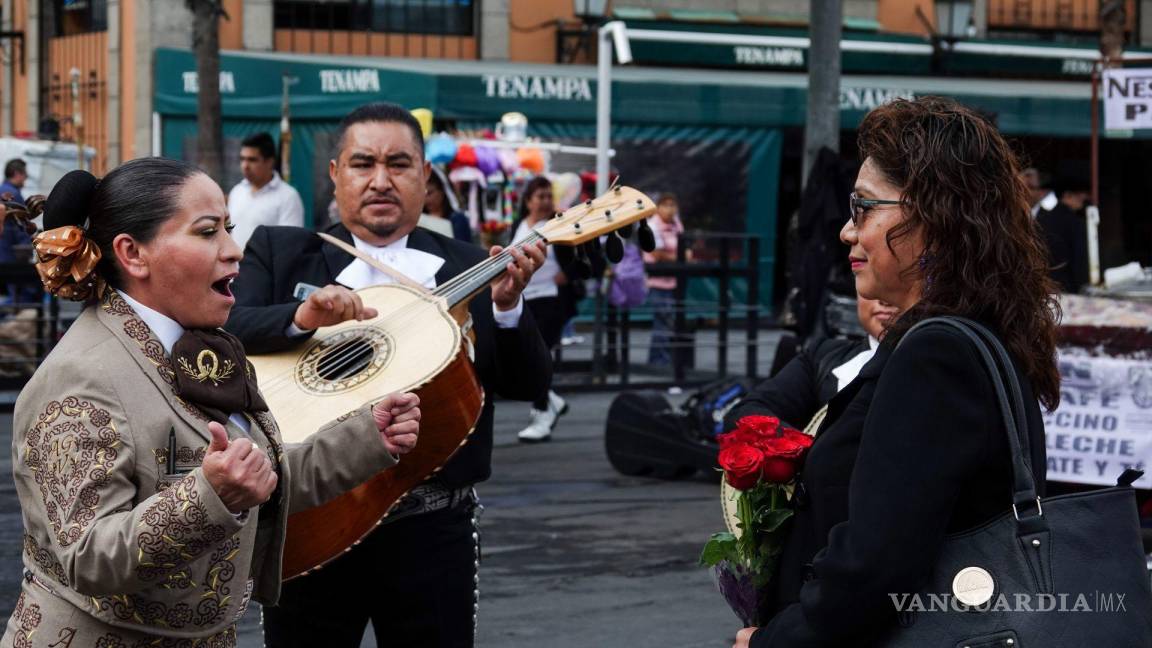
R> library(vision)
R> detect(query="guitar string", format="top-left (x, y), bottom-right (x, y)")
top-left (255, 198), bottom-right (646, 397)
top-left (254, 233), bottom-right (544, 396)
top-left (257, 197), bottom-right (643, 397)
top-left (258, 196), bottom-right (640, 396)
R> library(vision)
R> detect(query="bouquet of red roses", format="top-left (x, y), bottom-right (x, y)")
top-left (700, 415), bottom-right (813, 626)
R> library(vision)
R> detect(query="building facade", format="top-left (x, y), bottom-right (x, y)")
top-left (5, 1), bottom-right (1150, 174)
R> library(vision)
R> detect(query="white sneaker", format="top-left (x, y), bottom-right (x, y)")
top-left (518, 407), bottom-right (557, 443)
top-left (548, 390), bottom-right (569, 417)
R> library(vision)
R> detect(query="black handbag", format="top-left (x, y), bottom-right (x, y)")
top-left (877, 316), bottom-right (1152, 647)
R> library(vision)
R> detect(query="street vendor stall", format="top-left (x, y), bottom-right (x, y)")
top-left (1050, 292), bottom-right (1152, 494)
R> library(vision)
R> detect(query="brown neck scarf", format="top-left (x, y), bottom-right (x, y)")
top-left (171, 329), bottom-right (268, 424)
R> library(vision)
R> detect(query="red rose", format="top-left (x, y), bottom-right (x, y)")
top-left (736, 415), bottom-right (781, 436)
top-left (757, 428), bottom-right (813, 484)
top-left (717, 427), bottom-right (760, 450)
top-left (781, 427), bottom-right (813, 449)
top-left (718, 444), bottom-right (765, 490)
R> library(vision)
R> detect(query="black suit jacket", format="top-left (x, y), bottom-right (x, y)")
top-left (225, 223), bottom-right (553, 489)
top-left (725, 337), bottom-right (868, 432)
top-left (753, 324), bottom-right (1047, 646)
top-left (1036, 203), bottom-right (1088, 293)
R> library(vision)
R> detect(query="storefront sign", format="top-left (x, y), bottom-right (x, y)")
top-left (482, 75), bottom-right (593, 102)
top-left (733, 46), bottom-right (804, 68)
top-left (319, 69), bottom-right (381, 93)
top-left (1045, 352), bottom-right (1152, 487)
top-left (1103, 68), bottom-right (1152, 130)
top-left (181, 71), bottom-right (236, 94)
top-left (839, 87), bottom-right (915, 112)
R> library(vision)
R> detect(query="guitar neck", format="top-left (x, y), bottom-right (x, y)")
top-left (433, 231), bottom-right (548, 309)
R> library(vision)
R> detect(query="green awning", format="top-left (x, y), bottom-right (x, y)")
top-left (156, 47), bottom-right (1127, 139)
top-left (616, 19), bottom-right (1152, 80)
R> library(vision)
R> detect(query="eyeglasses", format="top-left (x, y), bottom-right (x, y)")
top-left (848, 192), bottom-right (902, 226)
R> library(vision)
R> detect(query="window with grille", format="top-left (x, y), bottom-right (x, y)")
top-left (55, 0), bottom-right (108, 35)
top-left (273, 0), bottom-right (475, 37)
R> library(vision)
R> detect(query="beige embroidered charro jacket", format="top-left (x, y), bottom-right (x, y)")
top-left (1, 291), bottom-right (397, 647)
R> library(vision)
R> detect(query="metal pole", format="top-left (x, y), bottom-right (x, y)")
top-left (803, 0), bottom-right (842, 188)
top-left (70, 68), bottom-right (82, 170)
top-left (1088, 61), bottom-right (1102, 286)
top-left (590, 25), bottom-right (614, 378)
top-left (746, 236), bottom-right (760, 381)
top-left (717, 237), bottom-right (730, 379)
top-left (595, 25), bottom-right (612, 196)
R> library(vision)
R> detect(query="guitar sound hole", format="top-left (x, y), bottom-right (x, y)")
top-left (316, 339), bottom-right (374, 380)
top-left (295, 328), bottom-right (393, 394)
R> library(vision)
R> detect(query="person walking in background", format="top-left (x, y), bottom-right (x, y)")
top-left (1035, 175), bottom-right (1090, 293)
top-left (424, 165), bottom-right (472, 242)
top-left (227, 132), bottom-right (304, 250)
top-left (0, 158), bottom-right (27, 206)
top-left (512, 176), bottom-right (570, 443)
top-left (0, 158), bottom-right (31, 263)
top-left (643, 193), bottom-right (686, 366)
top-left (1021, 167), bottom-right (1057, 217)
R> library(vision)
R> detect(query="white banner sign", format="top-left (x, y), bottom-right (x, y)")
top-left (1103, 68), bottom-right (1152, 130)
top-left (1045, 352), bottom-right (1152, 488)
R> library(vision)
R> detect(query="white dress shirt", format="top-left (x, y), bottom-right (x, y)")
top-left (1031, 191), bottom-right (1058, 217)
top-left (831, 336), bottom-right (880, 392)
top-left (288, 233), bottom-right (522, 336)
top-left (118, 290), bottom-right (251, 434)
top-left (227, 172), bottom-right (305, 250)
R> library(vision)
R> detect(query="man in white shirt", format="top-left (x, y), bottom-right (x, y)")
top-left (1022, 167), bottom-right (1057, 217)
top-left (227, 132), bottom-right (305, 249)
top-left (225, 103), bottom-right (551, 648)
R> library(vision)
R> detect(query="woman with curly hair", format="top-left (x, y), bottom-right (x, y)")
top-left (735, 96), bottom-right (1059, 646)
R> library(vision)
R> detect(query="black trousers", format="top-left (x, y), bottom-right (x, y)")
top-left (525, 296), bottom-right (566, 410)
top-left (262, 502), bottom-right (480, 648)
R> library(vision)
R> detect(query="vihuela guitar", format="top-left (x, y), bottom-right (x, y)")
top-left (249, 185), bottom-right (657, 578)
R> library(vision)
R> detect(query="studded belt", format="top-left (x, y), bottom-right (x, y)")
top-left (381, 483), bottom-right (476, 525)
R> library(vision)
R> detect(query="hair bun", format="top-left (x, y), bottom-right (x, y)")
top-left (44, 170), bottom-right (98, 230)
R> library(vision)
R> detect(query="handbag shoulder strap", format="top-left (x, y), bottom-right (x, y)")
top-left (896, 316), bottom-right (1041, 518)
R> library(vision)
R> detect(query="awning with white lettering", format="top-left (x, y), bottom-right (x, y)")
top-left (155, 47), bottom-right (1120, 139)
top-left (615, 19), bottom-right (1152, 81)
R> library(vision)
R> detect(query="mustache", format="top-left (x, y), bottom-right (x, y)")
top-left (361, 193), bottom-right (401, 207)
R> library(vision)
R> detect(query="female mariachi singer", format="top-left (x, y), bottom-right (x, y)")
top-left (2, 159), bottom-right (420, 646)
top-left (735, 97), bottom-right (1056, 646)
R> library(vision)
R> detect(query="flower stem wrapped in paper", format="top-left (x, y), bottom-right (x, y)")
top-left (700, 415), bottom-right (813, 627)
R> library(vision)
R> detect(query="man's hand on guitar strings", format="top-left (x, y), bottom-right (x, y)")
top-left (373, 392), bottom-right (421, 456)
top-left (489, 240), bottom-right (547, 311)
top-left (293, 284), bottom-right (380, 331)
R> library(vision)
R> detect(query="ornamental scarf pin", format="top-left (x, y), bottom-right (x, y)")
top-left (178, 349), bottom-right (235, 386)
top-left (171, 329), bottom-right (267, 424)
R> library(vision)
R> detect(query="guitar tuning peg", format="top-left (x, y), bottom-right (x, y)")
top-left (618, 222), bottom-right (633, 239)
top-left (605, 231), bottom-right (624, 263)
top-left (637, 218), bottom-right (656, 252)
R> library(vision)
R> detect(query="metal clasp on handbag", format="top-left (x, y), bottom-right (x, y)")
top-left (1011, 496), bottom-right (1043, 521)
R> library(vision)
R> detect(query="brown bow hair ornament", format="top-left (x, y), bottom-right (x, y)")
top-left (33, 223), bottom-right (106, 301)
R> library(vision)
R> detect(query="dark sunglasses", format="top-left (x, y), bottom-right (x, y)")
top-left (848, 192), bottom-right (902, 226)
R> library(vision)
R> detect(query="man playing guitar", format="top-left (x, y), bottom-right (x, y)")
top-left (225, 102), bottom-right (552, 647)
